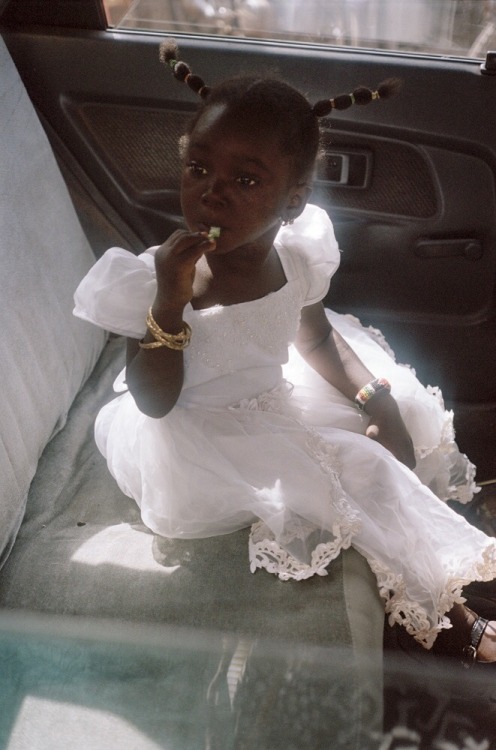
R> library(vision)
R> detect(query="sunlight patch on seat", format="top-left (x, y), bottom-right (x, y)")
top-left (7, 696), bottom-right (165, 750)
top-left (71, 524), bottom-right (180, 573)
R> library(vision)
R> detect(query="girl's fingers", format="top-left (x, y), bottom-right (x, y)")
top-left (168, 231), bottom-right (214, 256)
top-left (177, 238), bottom-right (215, 270)
top-left (156, 233), bottom-right (215, 273)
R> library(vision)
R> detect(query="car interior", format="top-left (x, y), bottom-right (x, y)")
top-left (1, 1), bottom-right (495, 747)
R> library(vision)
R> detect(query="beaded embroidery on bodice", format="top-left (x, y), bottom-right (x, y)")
top-left (183, 282), bottom-right (302, 380)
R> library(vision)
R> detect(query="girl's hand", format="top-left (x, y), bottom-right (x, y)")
top-left (154, 230), bottom-right (215, 310)
top-left (364, 395), bottom-right (416, 470)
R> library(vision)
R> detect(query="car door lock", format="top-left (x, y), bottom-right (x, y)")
top-left (481, 51), bottom-right (496, 76)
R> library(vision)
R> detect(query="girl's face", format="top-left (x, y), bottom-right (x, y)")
top-left (180, 104), bottom-right (307, 255)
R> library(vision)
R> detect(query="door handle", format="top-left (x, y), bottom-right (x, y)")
top-left (315, 148), bottom-right (372, 188)
top-left (415, 239), bottom-right (483, 260)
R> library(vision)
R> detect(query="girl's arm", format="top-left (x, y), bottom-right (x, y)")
top-left (125, 307), bottom-right (186, 418)
top-left (125, 230), bottom-right (215, 418)
top-left (295, 302), bottom-right (416, 469)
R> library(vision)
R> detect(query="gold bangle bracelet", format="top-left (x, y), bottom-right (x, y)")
top-left (139, 307), bottom-right (192, 350)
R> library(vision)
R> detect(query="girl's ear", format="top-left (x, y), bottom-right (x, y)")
top-left (283, 183), bottom-right (312, 224)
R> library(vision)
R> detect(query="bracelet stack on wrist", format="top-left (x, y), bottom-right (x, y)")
top-left (354, 377), bottom-right (391, 411)
top-left (139, 307), bottom-right (191, 350)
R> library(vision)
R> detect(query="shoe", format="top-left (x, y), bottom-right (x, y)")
top-left (433, 606), bottom-right (492, 668)
top-left (461, 614), bottom-right (489, 669)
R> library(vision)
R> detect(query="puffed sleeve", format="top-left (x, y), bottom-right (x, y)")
top-left (73, 247), bottom-right (158, 338)
top-left (274, 204), bottom-right (341, 306)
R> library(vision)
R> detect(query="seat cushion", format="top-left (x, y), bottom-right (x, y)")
top-left (0, 37), bottom-right (106, 568)
top-left (0, 337), bottom-right (384, 736)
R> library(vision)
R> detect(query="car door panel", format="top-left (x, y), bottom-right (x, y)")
top-left (2, 26), bottom-right (495, 476)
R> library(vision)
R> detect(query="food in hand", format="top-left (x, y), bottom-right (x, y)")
top-left (207, 226), bottom-right (221, 240)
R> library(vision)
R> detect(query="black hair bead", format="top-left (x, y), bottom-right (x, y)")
top-left (353, 86), bottom-right (373, 105)
top-left (332, 93), bottom-right (354, 110)
top-left (312, 100), bottom-right (333, 117)
top-left (186, 74), bottom-right (207, 94)
top-left (173, 61), bottom-right (190, 82)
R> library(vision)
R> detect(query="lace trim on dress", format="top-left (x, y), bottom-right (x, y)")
top-left (364, 322), bottom-right (397, 360)
top-left (414, 386), bottom-right (454, 461)
top-left (249, 519), bottom-right (357, 581)
top-left (343, 313), bottom-right (398, 360)
top-left (238, 387), bottom-right (363, 581)
top-left (367, 542), bottom-right (496, 649)
top-left (447, 462), bottom-right (479, 504)
top-left (414, 386), bottom-right (479, 504)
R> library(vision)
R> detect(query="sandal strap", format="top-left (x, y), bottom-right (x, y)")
top-left (462, 616), bottom-right (489, 668)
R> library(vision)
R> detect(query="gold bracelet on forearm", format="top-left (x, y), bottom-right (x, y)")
top-left (139, 307), bottom-right (192, 350)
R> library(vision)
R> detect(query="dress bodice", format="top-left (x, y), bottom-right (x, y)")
top-left (73, 204), bottom-right (341, 407)
top-left (178, 281), bottom-right (301, 407)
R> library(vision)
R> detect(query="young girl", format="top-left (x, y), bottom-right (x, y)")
top-left (74, 41), bottom-right (496, 664)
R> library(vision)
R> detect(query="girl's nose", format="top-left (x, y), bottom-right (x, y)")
top-left (201, 177), bottom-right (227, 207)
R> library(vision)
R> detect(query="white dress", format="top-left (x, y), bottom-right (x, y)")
top-left (74, 204), bottom-right (496, 648)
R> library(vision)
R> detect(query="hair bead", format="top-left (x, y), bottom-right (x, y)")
top-left (173, 61), bottom-right (190, 82)
top-left (312, 99), bottom-right (333, 117)
top-left (185, 73), bottom-right (207, 95)
top-left (159, 39), bottom-right (402, 179)
top-left (333, 93), bottom-right (354, 110)
top-left (352, 86), bottom-right (373, 105)
top-left (160, 38), bottom-right (211, 101)
top-left (311, 78), bottom-right (401, 119)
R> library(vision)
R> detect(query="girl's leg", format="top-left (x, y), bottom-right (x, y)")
top-left (326, 428), bottom-right (496, 651)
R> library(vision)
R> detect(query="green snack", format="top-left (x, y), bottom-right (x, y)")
top-left (208, 226), bottom-right (221, 240)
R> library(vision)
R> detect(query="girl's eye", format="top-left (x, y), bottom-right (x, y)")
top-left (236, 175), bottom-right (259, 188)
top-left (186, 161), bottom-right (207, 177)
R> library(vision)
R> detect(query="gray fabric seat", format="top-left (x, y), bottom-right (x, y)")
top-left (0, 36), bottom-right (385, 748)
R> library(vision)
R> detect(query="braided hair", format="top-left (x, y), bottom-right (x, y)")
top-left (159, 40), bottom-right (401, 182)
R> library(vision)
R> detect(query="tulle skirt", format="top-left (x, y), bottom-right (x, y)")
top-left (95, 310), bottom-right (496, 648)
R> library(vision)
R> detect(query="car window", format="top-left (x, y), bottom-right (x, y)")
top-left (103, 0), bottom-right (496, 59)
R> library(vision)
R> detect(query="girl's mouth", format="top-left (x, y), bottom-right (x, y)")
top-left (197, 221), bottom-right (222, 236)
